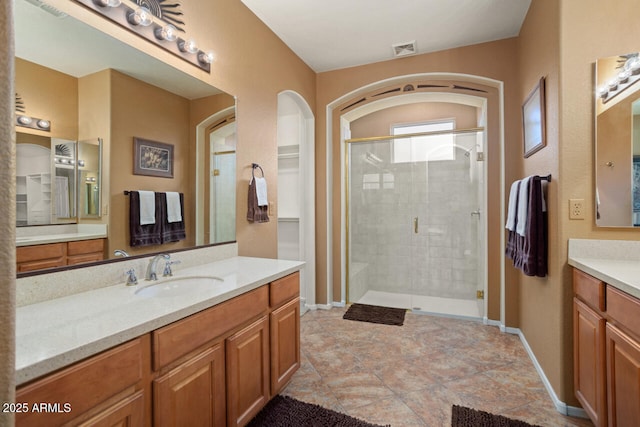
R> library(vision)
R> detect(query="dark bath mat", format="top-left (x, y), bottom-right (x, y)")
top-left (343, 303), bottom-right (406, 326)
top-left (247, 395), bottom-right (389, 427)
top-left (451, 405), bottom-right (543, 427)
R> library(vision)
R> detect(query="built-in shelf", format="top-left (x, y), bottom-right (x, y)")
top-left (277, 217), bottom-right (300, 222)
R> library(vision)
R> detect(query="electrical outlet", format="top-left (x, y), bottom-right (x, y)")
top-left (569, 199), bottom-right (585, 220)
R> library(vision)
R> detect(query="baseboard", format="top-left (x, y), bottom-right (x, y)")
top-left (509, 326), bottom-right (588, 419)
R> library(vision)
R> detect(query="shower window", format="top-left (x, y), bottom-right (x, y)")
top-left (392, 120), bottom-right (455, 163)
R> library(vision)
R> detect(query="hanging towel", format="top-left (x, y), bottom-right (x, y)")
top-left (505, 180), bottom-right (520, 231)
top-left (139, 190), bottom-right (156, 225)
top-left (129, 191), bottom-right (162, 247)
top-left (166, 191), bottom-right (182, 223)
top-left (160, 192), bottom-right (186, 243)
top-left (516, 176), bottom-right (531, 237)
top-left (247, 165), bottom-right (269, 223)
top-left (505, 181), bottom-right (521, 262)
top-left (505, 176), bottom-right (547, 277)
top-left (255, 177), bottom-right (268, 206)
top-left (55, 176), bottom-right (70, 218)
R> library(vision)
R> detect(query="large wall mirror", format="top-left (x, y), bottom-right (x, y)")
top-left (595, 52), bottom-right (640, 227)
top-left (15, 0), bottom-right (237, 275)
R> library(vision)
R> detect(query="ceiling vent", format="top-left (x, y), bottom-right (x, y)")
top-left (392, 41), bottom-right (417, 58)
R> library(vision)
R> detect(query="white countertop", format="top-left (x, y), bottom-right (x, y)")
top-left (16, 256), bottom-right (304, 385)
top-left (16, 224), bottom-right (107, 247)
top-left (568, 239), bottom-right (640, 300)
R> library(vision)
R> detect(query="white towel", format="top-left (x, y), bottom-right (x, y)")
top-left (505, 180), bottom-right (520, 231)
top-left (255, 177), bottom-right (268, 207)
top-left (139, 190), bottom-right (156, 225)
top-left (166, 192), bottom-right (182, 223)
top-left (516, 176), bottom-right (531, 237)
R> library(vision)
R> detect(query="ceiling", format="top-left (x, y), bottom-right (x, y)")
top-left (241, 0), bottom-right (532, 72)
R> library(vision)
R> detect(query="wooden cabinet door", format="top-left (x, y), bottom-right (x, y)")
top-left (77, 391), bottom-right (144, 427)
top-left (226, 316), bottom-right (269, 427)
top-left (606, 323), bottom-right (640, 427)
top-left (270, 297), bottom-right (300, 395)
top-left (154, 343), bottom-right (226, 427)
top-left (574, 297), bottom-right (607, 427)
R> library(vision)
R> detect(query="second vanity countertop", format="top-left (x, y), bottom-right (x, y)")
top-left (16, 256), bottom-right (304, 386)
top-left (568, 239), bottom-right (640, 300)
top-left (16, 224), bottom-right (108, 247)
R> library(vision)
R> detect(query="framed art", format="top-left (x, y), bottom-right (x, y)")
top-left (133, 137), bottom-right (174, 178)
top-left (522, 77), bottom-right (546, 158)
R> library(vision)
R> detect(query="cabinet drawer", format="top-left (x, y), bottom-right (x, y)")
top-left (68, 238), bottom-right (105, 256)
top-left (607, 286), bottom-right (640, 338)
top-left (16, 337), bottom-right (145, 426)
top-left (270, 272), bottom-right (300, 308)
top-left (573, 268), bottom-right (605, 312)
top-left (17, 242), bottom-right (66, 263)
top-left (153, 286), bottom-right (268, 370)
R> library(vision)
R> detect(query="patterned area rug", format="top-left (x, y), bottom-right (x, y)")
top-left (451, 405), bottom-right (543, 427)
top-left (343, 303), bottom-right (406, 326)
top-left (247, 395), bottom-right (389, 427)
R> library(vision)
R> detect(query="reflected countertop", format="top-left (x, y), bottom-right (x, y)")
top-left (15, 256), bottom-right (304, 385)
top-left (16, 224), bottom-right (107, 247)
top-left (568, 238), bottom-right (640, 299)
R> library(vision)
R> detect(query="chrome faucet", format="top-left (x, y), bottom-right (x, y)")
top-left (145, 253), bottom-right (170, 281)
top-left (114, 249), bottom-right (130, 257)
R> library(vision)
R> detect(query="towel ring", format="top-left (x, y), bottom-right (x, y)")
top-left (251, 163), bottom-right (265, 178)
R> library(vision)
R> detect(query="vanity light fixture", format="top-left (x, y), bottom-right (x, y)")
top-left (598, 54), bottom-right (640, 103)
top-left (16, 115), bottom-right (51, 131)
top-left (75, 0), bottom-right (214, 73)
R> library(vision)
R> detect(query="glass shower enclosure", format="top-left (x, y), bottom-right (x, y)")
top-left (346, 130), bottom-right (485, 318)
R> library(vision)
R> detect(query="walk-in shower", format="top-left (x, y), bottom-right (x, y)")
top-left (346, 127), bottom-right (486, 319)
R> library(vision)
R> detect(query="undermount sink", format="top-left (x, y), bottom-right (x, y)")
top-left (134, 275), bottom-right (224, 298)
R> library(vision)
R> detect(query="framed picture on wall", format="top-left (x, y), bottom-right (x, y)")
top-left (522, 77), bottom-right (547, 158)
top-left (133, 137), bottom-right (174, 178)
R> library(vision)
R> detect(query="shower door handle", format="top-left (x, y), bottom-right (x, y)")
top-left (413, 217), bottom-right (418, 234)
top-left (471, 209), bottom-right (481, 218)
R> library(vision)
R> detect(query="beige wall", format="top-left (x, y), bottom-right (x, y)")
top-left (108, 70), bottom-right (193, 256)
top-left (15, 58), bottom-right (78, 140)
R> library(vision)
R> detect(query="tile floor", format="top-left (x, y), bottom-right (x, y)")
top-left (282, 307), bottom-right (594, 427)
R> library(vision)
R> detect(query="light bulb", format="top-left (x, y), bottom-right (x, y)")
top-left (178, 39), bottom-right (198, 54)
top-left (92, 0), bottom-right (120, 7)
top-left (155, 24), bottom-right (178, 42)
top-left (597, 87), bottom-right (608, 99)
top-left (128, 7), bottom-right (153, 26)
top-left (37, 119), bottom-right (50, 130)
top-left (618, 69), bottom-right (631, 83)
top-left (198, 51), bottom-right (215, 64)
top-left (17, 115), bottom-right (32, 125)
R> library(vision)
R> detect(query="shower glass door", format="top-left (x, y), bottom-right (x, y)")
top-left (347, 131), bottom-right (484, 317)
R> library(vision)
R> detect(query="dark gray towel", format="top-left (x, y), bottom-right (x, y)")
top-left (247, 178), bottom-right (269, 223)
top-left (129, 191), bottom-right (163, 247)
top-left (506, 176), bottom-right (547, 277)
top-left (160, 192), bottom-right (186, 243)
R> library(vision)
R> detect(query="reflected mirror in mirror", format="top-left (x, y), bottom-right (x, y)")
top-left (595, 52), bottom-right (640, 227)
top-left (16, 132), bottom-right (78, 226)
top-left (78, 138), bottom-right (102, 218)
top-left (14, 0), bottom-right (237, 275)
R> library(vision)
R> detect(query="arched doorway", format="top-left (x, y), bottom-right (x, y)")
top-left (277, 91), bottom-right (316, 312)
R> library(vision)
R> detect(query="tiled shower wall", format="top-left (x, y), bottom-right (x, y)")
top-left (348, 138), bottom-right (481, 302)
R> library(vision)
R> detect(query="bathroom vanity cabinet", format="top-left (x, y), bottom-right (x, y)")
top-left (16, 271), bottom-right (301, 427)
top-left (573, 268), bottom-right (640, 427)
top-left (16, 238), bottom-right (105, 272)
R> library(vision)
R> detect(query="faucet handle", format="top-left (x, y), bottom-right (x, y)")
top-left (125, 269), bottom-right (138, 286)
top-left (163, 260), bottom-right (181, 277)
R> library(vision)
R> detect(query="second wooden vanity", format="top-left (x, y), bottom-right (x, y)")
top-left (15, 262), bottom-right (301, 427)
top-left (573, 268), bottom-right (640, 427)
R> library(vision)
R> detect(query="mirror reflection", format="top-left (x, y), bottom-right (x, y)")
top-left (14, 0), bottom-right (236, 275)
top-left (595, 52), bottom-right (640, 227)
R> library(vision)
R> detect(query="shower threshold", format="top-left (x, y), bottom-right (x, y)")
top-left (355, 290), bottom-right (482, 320)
